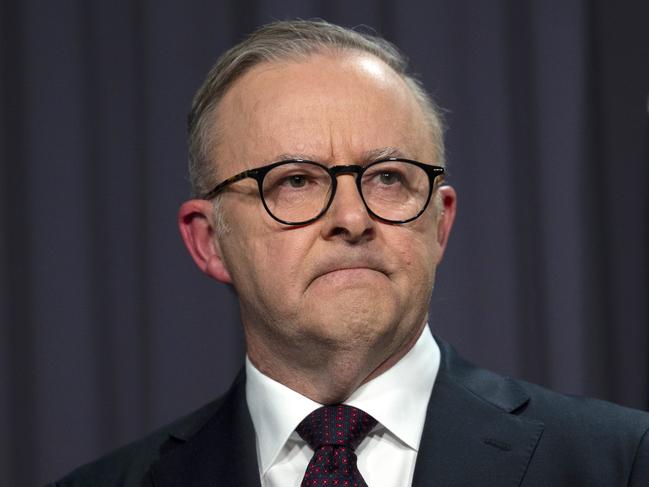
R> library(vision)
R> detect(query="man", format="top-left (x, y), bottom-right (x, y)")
top-left (52, 19), bottom-right (648, 487)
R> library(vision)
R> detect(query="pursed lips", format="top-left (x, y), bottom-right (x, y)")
top-left (309, 257), bottom-right (390, 285)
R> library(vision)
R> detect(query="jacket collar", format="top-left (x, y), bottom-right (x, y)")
top-left (412, 338), bottom-right (544, 486)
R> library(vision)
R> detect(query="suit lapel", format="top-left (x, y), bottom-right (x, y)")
top-left (413, 339), bottom-right (544, 487)
top-left (150, 371), bottom-right (261, 487)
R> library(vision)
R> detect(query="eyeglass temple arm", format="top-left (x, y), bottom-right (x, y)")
top-left (202, 169), bottom-right (260, 200)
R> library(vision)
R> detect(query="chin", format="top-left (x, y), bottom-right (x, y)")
top-left (306, 300), bottom-right (399, 346)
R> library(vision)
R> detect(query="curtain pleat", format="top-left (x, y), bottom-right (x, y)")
top-left (1, 1), bottom-right (647, 485)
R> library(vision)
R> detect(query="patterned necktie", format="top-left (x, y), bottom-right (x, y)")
top-left (296, 404), bottom-right (377, 487)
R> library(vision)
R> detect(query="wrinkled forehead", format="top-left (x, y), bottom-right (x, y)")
top-left (210, 52), bottom-right (434, 177)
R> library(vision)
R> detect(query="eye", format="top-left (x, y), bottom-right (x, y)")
top-left (264, 162), bottom-right (329, 196)
top-left (377, 171), bottom-right (402, 185)
top-left (286, 174), bottom-right (307, 188)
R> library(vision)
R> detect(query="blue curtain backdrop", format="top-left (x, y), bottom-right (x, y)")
top-left (1, 1), bottom-right (648, 485)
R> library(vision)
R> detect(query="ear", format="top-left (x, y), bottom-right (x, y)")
top-left (178, 199), bottom-right (232, 284)
top-left (435, 185), bottom-right (457, 255)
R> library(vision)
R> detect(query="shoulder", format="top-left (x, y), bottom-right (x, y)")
top-left (436, 336), bottom-right (649, 431)
top-left (514, 377), bottom-right (649, 485)
top-left (48, 379), bottom-right (237, 487)
top-left (436, 337), bottom-right (649, 484)
top-left (518, 376), bottom-right (649, 432)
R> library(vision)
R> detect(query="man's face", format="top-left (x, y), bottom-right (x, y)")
top-left (197, 52), bottom-right (454, 376)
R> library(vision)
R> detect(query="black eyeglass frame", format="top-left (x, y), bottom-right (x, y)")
top-left (201, 157), bottom-right (445, 225)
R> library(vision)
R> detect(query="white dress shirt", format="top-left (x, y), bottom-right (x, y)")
top-left (245, 325), bottom-right (440, 487)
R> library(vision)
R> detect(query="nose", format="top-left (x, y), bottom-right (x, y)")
top-left (320, 174), bottom-right (375, 242)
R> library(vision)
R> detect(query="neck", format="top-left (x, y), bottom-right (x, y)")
top-left (245, 321), bottom-right (425, 404)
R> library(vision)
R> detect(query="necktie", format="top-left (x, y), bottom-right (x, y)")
top-left (296, 404), bottom-right (377, 487)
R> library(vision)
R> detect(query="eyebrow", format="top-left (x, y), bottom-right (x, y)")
top-left (361, 147), bottom-right (409, 162)
top-left (270, 147), bottom-right (409, 165)
top-left (273, 152), bottom-right (315, 162)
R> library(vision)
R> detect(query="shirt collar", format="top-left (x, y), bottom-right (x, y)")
top-left (245, 325), bottom-right (440, 475)
top-left (345, 325), bottom-right (439, 451)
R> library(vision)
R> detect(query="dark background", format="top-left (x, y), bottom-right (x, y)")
top-left (1, 1), bottom-right (648, 486)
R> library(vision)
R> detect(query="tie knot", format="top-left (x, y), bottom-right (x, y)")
top-left (296, 405), bottom-right (377, 451)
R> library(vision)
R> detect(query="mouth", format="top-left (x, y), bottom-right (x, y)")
top-left (319, 266), bottom-right (380, 276)
top-left (309, 258), bottom-right (389, 287)
top-left (312, 267), bottom-right (386, 289)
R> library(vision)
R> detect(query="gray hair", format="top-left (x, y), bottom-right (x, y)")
top-left (187, 19), bottom-right (446, 199)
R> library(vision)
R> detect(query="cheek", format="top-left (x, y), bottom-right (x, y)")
top-left (389, 228), bottom-right (439, 295)
top-left (393, 225), bottom-right (438, 267)
top-left (252, 229), bottom-right (316, 293)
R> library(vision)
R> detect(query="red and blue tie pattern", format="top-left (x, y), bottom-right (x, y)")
top-left (296, 405), bottom-right (377, 487)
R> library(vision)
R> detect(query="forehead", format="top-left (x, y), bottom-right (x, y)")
top-left (212, 52), bottom-right (432, 173)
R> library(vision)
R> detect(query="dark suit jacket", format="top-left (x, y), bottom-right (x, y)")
top-left (51, 339), bottom-right (649, 486)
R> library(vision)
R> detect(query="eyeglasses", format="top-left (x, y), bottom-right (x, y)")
top-left (201, 158), bottom-right (445, 225)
